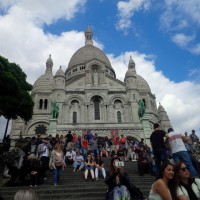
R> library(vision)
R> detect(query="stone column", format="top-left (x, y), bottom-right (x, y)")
top-left (105, 104), bottom-right (108, 122)
top-left (48, 119), bottom-right (57, 137)
top-left (65, 104), bottom-right (69, 123)
top-left (141, 116), bottom-right (152, 146)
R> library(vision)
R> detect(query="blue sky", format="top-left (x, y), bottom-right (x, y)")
top-left (0, 0), bottom-right (200, 139)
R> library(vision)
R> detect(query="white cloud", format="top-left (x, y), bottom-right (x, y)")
top-left (160, 0), bottom-right (200, 54)
top-left (188, 68), bottom-right (200, 82)
top-left (0, 0), bottom-right (87, 26)
top-left (0, 0), bottom-right (87, 84)
top-left (161, 0), bottom-right (200, 30)
top-left (172, 33), bottom-right (195, 47)
top-left (116, 0), bottom-right (151, 31)
top-left (190, 43), bottom-right (200, 55)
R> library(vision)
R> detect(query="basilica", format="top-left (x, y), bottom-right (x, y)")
top-left (11, 26), bottom-right (171, 143)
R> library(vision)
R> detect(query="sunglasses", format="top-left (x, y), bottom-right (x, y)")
top-left (180, 167), bottom-right (189, 172)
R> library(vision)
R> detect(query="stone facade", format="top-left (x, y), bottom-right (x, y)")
top-left (10, 26), bottom-right (171, 143)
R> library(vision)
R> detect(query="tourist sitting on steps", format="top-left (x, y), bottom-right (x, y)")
top-left (73, 151), bottom-right (84, 171)
top-left (65, 147), bottom-right (76, 165)
top-left (84, 154), bottom-right (95, 181)
top-left (137, 151), bottom-right (152, 176)
top-left (174, 161), bottom-right (200, 200)
top-left (100, 144), bottom-right (109, 158)
top-left (27, 154), bottom-right (42, 187)
top-left (105, 157), bottom-right (144, 200)
top-left (148, 162), bottom-right (177, 200)
top-left (94, 154), bottom-right (106, 180)
top-left (117, 146), bottom-right (127, 161)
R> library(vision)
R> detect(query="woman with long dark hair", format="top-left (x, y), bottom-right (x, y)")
top-left (84, 154), bottom-right (95, 181)
top-left (174, 161), bottom-right (200, 200)
top-left (148, 162), bottom-right (177, 200)
top-left (105, 157), bottom-right (143, 200)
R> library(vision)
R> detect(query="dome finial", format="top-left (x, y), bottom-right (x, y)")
top-left (85, 25), bottom-right (93, 45)
top-left (128, 55), bottom-right (135, 71)
top-left (128, 55), bottom-right (136, 72)
top-left (46, 54), bottom-right (53, 73)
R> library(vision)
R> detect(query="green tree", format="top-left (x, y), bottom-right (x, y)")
top-left (0, 55), bottom-right (34, 141)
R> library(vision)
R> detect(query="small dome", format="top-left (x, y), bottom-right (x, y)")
top-left (46, 54), bottom-right (53, 64)
top-left (125, 69), bottom-right (136, 78)
top-left (158, 103), bottom-right (165, 113)
top-left (55, 66), bottom-right (65, 77)
top-left (137, 75), bottom-right (151, 92)
top-left (32, 73), bottom-right (54, 94)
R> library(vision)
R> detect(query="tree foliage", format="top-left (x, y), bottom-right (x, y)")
top-left (0, 55), bottom-right (34, 122)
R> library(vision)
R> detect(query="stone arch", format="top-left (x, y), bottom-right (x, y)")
top-left (65, 96), bottom-right (85, 124)
top-left (87, 93), bottom-right (107, 103)
top-left (109, 95), bottom-right (128, 106)
top-left (114, 100), bottom-right (123, 109)
top-left (109, 96), bottom-right (128, 123)
top-left (65, 95), bottom-right (84, 106)
top-left (26, 120), bottom-right (49, 135)
top-left (85, 59), bottom-right (105, 71)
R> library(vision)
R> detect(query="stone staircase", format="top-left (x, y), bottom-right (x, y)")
top-left (0, 158), bottom-right (154, 199)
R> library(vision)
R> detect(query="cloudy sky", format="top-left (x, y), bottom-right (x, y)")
top-left (0, 0), bottom-right (200, 139)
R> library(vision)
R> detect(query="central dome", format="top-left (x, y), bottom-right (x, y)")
top-left (68, 45), bottom-right (112, 69)
top-left (66, 26), bottom-right (114, 73)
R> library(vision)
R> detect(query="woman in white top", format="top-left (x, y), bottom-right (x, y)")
top-left (49, 143), bottom-right (66, 186)
top-left (149, 162), bottom-right (177, 200)
top-left (174, 161), bottom-right (200, 200)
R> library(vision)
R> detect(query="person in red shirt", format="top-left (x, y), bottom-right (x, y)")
top-left (119, 134), bottom-right (127, 158)
top-left (81, 135), bottom-right (88, 160)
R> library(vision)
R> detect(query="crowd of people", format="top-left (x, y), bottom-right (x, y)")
top-left (1, 126), bottom-right (200, 200)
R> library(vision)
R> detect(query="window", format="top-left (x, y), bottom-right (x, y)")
top-left (80, 65), bottom-right (85, 70)
top-left (93, 97), bottom-right (100, 120)
top-left (117, 111), bottom-right (122, 122)
top-left (73, 112), bottom-right (77, 124)
top-left (39, 99), bottom-right (43, 109)
top-left (73, 68), bottom-right (77, 72)
top-left (44, 99), bottom-right (48, 110)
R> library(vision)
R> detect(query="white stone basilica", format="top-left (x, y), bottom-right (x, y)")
top-left (11, 26), bottom-right (171, 143)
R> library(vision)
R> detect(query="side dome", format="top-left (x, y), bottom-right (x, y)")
top-left (55, 66), bottom-right (65, 77)
top-left (158, 103), bottom-right (165, 113)
top-left (32, 73), bottom-right (54, 94)
top-left (67, 45), bottom-right (113, 70)
top-left (125, 69), bottom-right (136, 78)
top-left (136, 75), bottom-right (151, 92)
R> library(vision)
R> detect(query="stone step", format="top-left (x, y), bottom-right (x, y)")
top-left (1, 187), bottom-right (151, 200)
top-left (0, 158), bottom-right (154, 199)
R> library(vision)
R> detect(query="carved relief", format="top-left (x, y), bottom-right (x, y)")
top-left (91, 65), bottom-right (100, 85)
top-left (67, 78), bottom-right (85, 88)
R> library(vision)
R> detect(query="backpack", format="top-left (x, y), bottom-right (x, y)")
top-left (110, 185), bottom-right (131, 200)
